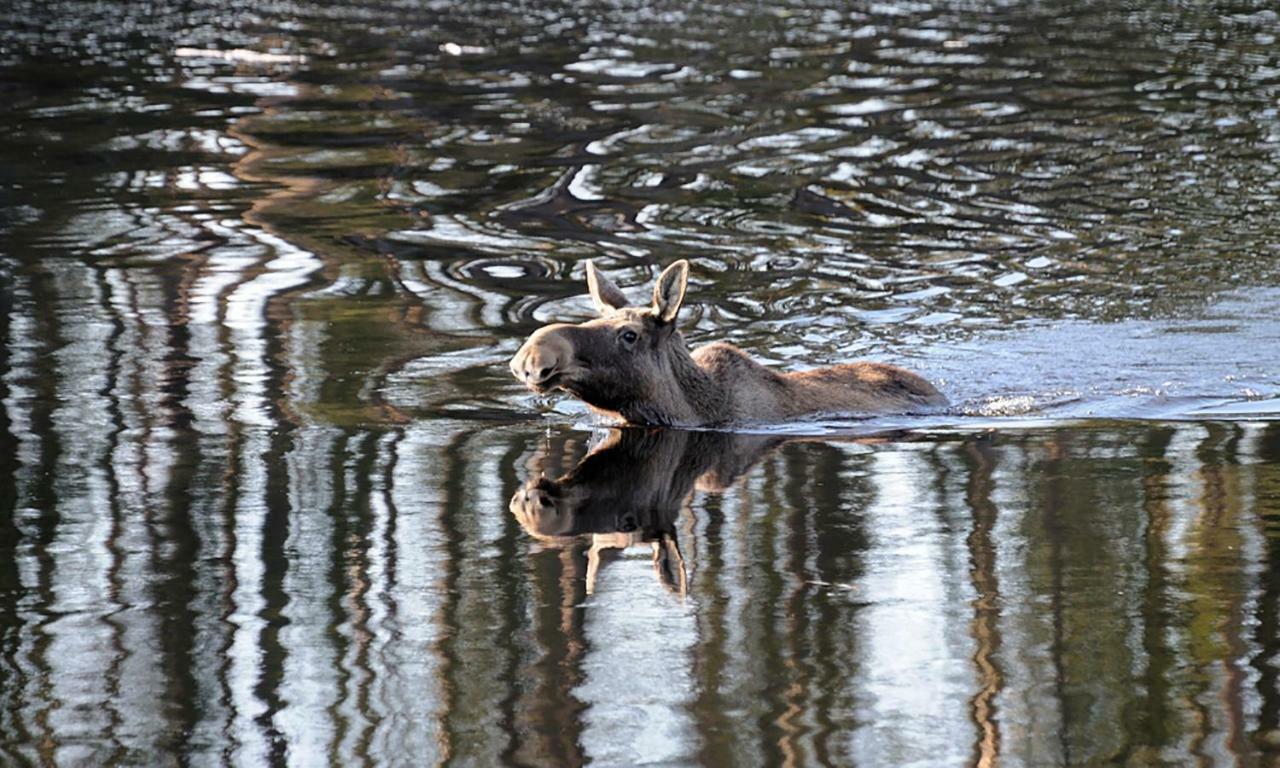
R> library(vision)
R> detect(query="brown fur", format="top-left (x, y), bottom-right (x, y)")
top-left (510, 260), bottom-right (946, 427)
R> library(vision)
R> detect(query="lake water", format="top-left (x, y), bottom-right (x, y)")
top-left (2, 0), bottom-right (1279, 764)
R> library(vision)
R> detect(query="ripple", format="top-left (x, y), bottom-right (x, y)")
top-left (174, 47), bottom-right (308, 65)
top-left (3, 0), bottom-right (1278, 423)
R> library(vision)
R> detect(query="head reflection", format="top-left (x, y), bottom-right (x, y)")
top-left (510, 428), bottom-right (784, 595)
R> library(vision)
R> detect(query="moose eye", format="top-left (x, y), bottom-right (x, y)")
top-left (620, 329), bottom-right (639, 345)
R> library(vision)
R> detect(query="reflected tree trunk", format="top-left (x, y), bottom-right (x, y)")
top-left (964, 438), bottom-right (1003, 768)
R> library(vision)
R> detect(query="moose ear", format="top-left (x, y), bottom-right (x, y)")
top-left (652, 260), bottom-right (689, 324)
top-left (586, 260), bottom-right (629, 315)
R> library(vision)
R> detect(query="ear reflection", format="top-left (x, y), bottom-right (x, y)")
top-left (510, 429), bottom-right (785, 595)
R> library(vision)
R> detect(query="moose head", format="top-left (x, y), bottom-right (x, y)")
top-left (509, 260), bottom-right (716, 425)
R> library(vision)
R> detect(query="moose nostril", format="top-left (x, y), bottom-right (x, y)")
top-left (539, 366), bottom-right (554, 380)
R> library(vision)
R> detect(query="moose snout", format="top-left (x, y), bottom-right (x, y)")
top-left (510, 480), bottom-right (573, 538)
top-left (510, 325), bottom-right (575, 389)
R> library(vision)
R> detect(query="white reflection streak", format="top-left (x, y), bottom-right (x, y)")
top-left (702, 470), bottom-right (765, 756)
top-left (382, 425), bottom-right (448, 761)
top-left (432, 435), bottom-right (517, 764)
top-left (577, 514), bottom-right (699, 763)
top-left (3, 267), bottom-right (38, 551)
top-left (218, 222), bottom-right (320, 762)
top-left (227, 433), bottom-right (271, 765)
top-left (987, 445), bottom-right (1062, 764)
top-left (277, 425), bottom-right (342, 763)
top-left (186, 216), bottom-right (262, 434)
top-left (1238, 423), bottom-right (1270, 736)
top-left (850, 449), bottom-right (972, 766)
top-left (102, 268), bottom-right (169, 753)
top-left (176, 213), bottom-right (260, 756)
top-left (224, 224), bottom-right (320, 426)
top-left (361, 432), bottom-right (398, 752)
top-left (2, 268), bottom-right (50, 760)
top-left (43, 262), bottom-right (117, 758)
top-left (1145, 424), bottom-right (1202, 757)
top-left (1162, 426), bottom-right (1205, 572)
top-left (0, 264), bottom-right (29, 757)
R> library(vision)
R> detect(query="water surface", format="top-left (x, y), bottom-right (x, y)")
top-left (2, 0), bottom-right (1280, 764)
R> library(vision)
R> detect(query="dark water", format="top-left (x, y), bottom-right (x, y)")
top-left (2, 0), bottom-right (1280, 764)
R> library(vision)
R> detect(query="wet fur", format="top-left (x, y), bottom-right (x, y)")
top-left (510, 261), bottom-right (946, 427)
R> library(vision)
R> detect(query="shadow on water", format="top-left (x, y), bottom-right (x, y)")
top-left (2, 0), bottom-right (1280, 764)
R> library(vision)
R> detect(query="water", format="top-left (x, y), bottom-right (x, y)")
top-left (2, 0), bottom-right (1279, 764)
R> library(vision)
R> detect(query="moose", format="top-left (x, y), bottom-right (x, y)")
top-left (510, 260), bottom-right (946, 427)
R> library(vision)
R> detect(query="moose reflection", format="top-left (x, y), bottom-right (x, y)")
top-left (510, 428), bottom-right (787, 594)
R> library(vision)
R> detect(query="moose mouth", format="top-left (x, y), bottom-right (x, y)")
top-left (525, 372), bottom-right (564, 394)
top-left (526, 362), bottom-right (594, 396)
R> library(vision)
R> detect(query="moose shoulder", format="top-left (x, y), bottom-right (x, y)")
top-left (510, 260), bottom-right (946, 427)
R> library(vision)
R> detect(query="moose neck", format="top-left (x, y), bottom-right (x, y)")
top-left (617, 333), bottom-right (724, 427)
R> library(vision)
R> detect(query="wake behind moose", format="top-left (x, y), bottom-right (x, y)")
top-left (510, 260), bottom-right (946, 427)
